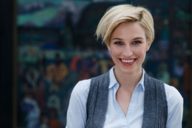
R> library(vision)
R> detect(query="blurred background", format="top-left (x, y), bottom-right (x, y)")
top-left (0, 0), bottom-right (191, 128)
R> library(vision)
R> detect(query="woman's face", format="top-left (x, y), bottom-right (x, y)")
top-left (107, 22), bottom-right (150, 74)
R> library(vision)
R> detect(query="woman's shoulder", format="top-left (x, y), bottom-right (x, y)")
top-left (71, 79), bottom-right (91, 98)
top-left (164, 83), bottom-right (183, 105)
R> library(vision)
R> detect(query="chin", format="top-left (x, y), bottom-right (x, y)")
top-left (120, 64), bottom-right (141, 74)
top-left (122, 68), bottom-right (136, 74)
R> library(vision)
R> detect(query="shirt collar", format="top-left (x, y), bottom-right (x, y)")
top-left (108, 67), bottom-right (145, 91)
top-left (108, 67), bottom-right (118, 89)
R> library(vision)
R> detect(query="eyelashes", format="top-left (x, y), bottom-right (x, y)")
top-left (132, 40), bottom-right (142, 45)
top-left (113, 40), bottom-right (142, 46)
top-left (113, 41), bottom-right (124, 45)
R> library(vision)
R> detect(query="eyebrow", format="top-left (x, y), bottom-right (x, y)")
top-left (132, 37), bottom-right (144, 40)
top-left (111, 38), bottom-right (122, 41)
top-left (111, 37), bottom-right (144, 41)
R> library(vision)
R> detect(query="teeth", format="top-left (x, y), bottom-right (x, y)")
top-left (121, 59), bottom-right (134, 63)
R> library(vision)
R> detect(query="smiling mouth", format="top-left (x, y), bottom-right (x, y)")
top-left (120, 58), bottom-right (136, 65)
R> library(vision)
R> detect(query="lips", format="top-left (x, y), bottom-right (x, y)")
top-left (120, 58), bottom-right (136, 65)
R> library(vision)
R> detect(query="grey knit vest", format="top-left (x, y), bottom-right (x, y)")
top-left (85, 71), bottom-right (167, 128)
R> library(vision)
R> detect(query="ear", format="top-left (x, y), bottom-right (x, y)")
top-left (146, 42), bottom-right (151, 52)
top-left (107, 45), bottom-right (112, 55)
top-left (106, 43), bottom-right (110, 50)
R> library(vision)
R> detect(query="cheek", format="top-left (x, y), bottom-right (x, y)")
top-left (108, 47), bottom-right (119, 62)
top-left (110, 49), bottom-right (121, 60)
top-left (137, 45), bottom-right (148, 55)
top-left (135, 48), bottom-right (147, 59)
top-left (139, 50), bottom-right (147, 61)
top-left (108, 46), bottom-right (116, 56)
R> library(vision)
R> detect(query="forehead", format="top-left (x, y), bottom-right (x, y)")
top-left (111, 22), bottom-right (146, 40)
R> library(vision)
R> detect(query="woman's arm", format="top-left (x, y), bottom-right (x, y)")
top-left (165, 84), bottom-right (183, 128)
top-left (66, 80), bottom-right (91, 128)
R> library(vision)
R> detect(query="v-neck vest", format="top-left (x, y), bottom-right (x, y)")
top-left (85, 72), bottom-right (167, 128)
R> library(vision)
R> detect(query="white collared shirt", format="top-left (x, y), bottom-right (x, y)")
top-left (66, 68), bottom-right (183, 128)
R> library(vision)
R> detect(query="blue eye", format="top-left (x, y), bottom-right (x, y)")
top-left (114, 41), bottom-right (124, 45)
top-left (132, 40), bottom-right (142, 45)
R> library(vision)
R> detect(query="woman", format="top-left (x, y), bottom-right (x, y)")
top-left (66, 4), bottom-right (183, 128)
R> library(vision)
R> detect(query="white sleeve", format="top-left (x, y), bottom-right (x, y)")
top-left (66, 79), bottom-right (91, 128)
top-left (165, 84), bottom-right (184, 128)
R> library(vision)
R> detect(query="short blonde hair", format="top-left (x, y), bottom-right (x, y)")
top-left (96, 4), bottom-right (154, 46)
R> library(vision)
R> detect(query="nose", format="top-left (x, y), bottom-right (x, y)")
top-left (122, 45), bottom-right (133, 57)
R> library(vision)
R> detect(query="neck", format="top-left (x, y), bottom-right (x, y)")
top-left (113, 67), bottom-right (143, 89)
